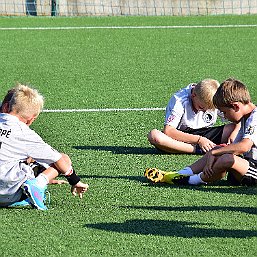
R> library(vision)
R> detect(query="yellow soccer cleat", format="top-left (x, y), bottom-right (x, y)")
top-left (144, 167), bottom-right (188, 184)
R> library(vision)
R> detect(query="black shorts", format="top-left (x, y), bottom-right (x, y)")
top-left (241, 159), bottom-right (257, 186)
top-left (227, 158), bottom-right (257, 186)
top-left (182, 125), bottom-right (225, 145)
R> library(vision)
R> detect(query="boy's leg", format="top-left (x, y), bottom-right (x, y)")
top-left (201, 154), bottom-right (249, 183)
top-left (240, 160), bottom-right (257, 186)
top-left (145, 153), bottom-right (208, 184)
top-left (226, 158), bottom-right (256, 186)
top-left (22, 166), bottom-right (59, 210)
top-left (148, 129), bottom-right (195, 154)
top-left (168, 153), bottom-right (239, 186)
top-left (189, 126), bottom-right (224, 145)
top-left (147, 126), bottom-right (225, 155)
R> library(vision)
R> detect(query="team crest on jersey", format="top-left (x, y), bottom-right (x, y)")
top-left (203, 112), bottom-right (214, 123)
top-left (245, 125), bottom-right (255, 135)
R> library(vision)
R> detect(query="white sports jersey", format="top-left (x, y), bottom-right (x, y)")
top-left (0, 113), bottom-right (62, 205)
top-left (165, 84), bottom-right (218, 130)
top-left (235, 107), bottom-right (257, 161)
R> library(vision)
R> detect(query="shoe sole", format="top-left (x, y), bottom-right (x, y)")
top-left (22, 184), bottom-right (47, 211)
top-left (145, 168), bottom-right (187, 184)
top-left (145, 168), bottom-right (165, 183)
top-left (8, 201), bottom-right (30, 208)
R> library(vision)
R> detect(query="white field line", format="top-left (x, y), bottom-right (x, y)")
top-left (42, 107), bottom-right (165, 113)
top-left (0, 24), bottom-right (257, 30)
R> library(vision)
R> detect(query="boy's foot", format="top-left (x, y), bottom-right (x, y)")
top-left (144, 168), bottom-right (188, 184)
top-left (22, 179), bottom-right (48, 210)
top-left (172, 175), bottom-right (190, 185)
top-left (8, 198), bottom-right (31, 208)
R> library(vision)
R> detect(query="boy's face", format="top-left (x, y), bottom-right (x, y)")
top-left (191, 94), bottom-right (208, 112)
top-left (218, 105), bottom-right (241, 123)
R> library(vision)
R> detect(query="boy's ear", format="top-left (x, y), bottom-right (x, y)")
top-left (1, 103), bottom-right (9, 113)
top-left (26, 116), bottom-right (36, 126)
top-left (231, 102), bottom-right (240, 112)
top-left (191, 88), bottom-right (196, 97)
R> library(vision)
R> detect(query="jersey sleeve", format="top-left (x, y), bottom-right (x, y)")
top-left (164, 95), bottom-right (184, 128)
top-left (22, 128), bottom-right (62, 165)
top-left (243, 109), bottom-right (257, 147)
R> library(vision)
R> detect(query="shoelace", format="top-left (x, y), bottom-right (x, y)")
top-left (44, 190), bottom-right (51, 208)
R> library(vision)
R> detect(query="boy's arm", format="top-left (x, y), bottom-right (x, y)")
top-left (211, 138), bottom-right (253, 156)
top-left (163, 125), bottom-right (216, 152)
top-left (53, 156), bottom-right (89, 198)
top-left (227, 122), bottom-right (241, 144)
top-left (163, 125), bottom-right (200, 144)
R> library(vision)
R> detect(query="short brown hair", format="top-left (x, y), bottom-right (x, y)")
top-left (213, 78), bottom-right (251, 108)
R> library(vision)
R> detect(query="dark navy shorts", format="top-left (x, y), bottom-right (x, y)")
top-left (182, 125), bottom-right (225, 145)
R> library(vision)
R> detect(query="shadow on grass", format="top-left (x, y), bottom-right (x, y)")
top-left (80, 174), bottom-right (257, 195)
top-left (84, 219), bottom-right (257, 238)
top-left (80, 174), bottom-right (146, 183)
top-left (73, 145), bottom-right (163, 154)
top-left (120, 205), bottom-right (257, 215)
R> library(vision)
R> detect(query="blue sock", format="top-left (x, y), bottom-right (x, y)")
top-left (188, 173), bottom-right (207, 185)
top-left (178, 167), bottom-right (194, 176)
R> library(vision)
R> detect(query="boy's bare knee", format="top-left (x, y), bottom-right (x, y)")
top-left (218, 154), bottom-right (235, 169)
top-left (147, 129), bottom-right (159, 145)
top-left (61, 153), bottom-right (72, 166)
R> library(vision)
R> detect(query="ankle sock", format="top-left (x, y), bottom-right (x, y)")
top-left (178, 167), bottom-right (194, 176)
top-left (35, 173), bottom-right (49, 188)
top-left (188, 173), bottom-right (207, 185)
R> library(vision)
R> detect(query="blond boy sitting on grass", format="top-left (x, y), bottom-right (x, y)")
top-left (0, 84), bottom-right (88, 210)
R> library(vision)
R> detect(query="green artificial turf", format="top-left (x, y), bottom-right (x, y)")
top-left (0, 15), bottom-right (256, 257)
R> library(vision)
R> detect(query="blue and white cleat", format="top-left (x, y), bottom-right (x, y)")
top-left (22, 179), bottom-right (48, 210)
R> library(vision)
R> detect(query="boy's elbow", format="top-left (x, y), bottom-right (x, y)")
top-left (163, 125), bottom-right (176, 136)
top-left (238, 139), bottom-right (253, 154)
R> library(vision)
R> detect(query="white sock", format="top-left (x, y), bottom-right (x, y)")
top-left (178, 167), bottom-right (194, 176)
top-left (188, 172), bottom-right (207, 185)
top-left (35, 173), bottom-right (49, 187)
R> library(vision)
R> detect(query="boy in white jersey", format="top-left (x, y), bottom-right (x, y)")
top-left (0, 88), bottom-right (67, 185)
top-left (0, 84), bottom-right (89, 210)
top-left (148, 79), bottom-right (239, 154)
top-left (145, 78), bottom-right (257, 186)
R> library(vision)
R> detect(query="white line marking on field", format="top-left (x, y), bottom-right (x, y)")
top-left (42, 107), bottom-right (165, 113)
top-left (0, 24), bottom-right (257, 30)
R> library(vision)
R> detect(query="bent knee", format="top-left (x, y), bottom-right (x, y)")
top-left (60, 153), bottom-right (72, 166)
top-left (217, 154), bottom-right (235, 169)
top-left (147, 129), bottom-right (162, 145)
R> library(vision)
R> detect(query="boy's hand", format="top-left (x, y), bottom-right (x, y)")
top-left (50, 179), bottom-right (68, 185)
top-left (198, 136), bottom-right (216, 152)
top-left (71, 181), bottom-right (89, 198)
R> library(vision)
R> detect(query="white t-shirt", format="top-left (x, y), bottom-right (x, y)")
top-left (0, 113), bottom-right (62, 204)
top-left (235, 107), bottom-right (257, 161)
top-left (165, 84), bottom-right (218, 130)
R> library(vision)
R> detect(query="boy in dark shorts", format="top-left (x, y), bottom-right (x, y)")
top-left (148, 79), bottom-right (240, 154)
top-left (145, 78), bottom-right (257, 186)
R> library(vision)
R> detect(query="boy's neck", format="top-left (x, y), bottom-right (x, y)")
top-left (244, 102), bottom-right (256, 117)
top-left (9, 111), bottom-right (34, 126)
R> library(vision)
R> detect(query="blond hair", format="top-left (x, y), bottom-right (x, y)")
top-left (213, 78), bottom-right (251, 108)
top-left (194, 79), bottom-right (220, 110)
top-left (8, 84), bottom-right (44, 119)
